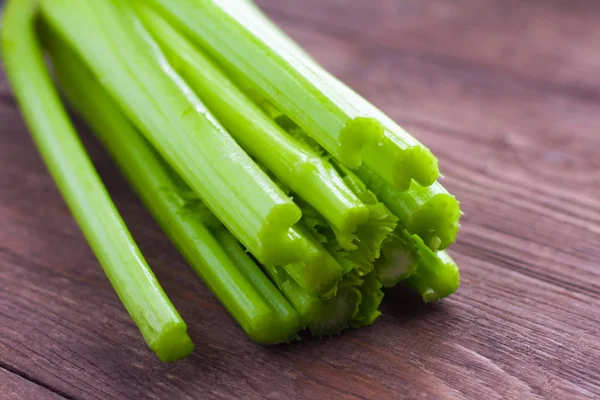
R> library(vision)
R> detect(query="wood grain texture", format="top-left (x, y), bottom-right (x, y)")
top-left (1, 0), bottom-right (599, 399)
top-left (0, 367), bottom-right (63, 400)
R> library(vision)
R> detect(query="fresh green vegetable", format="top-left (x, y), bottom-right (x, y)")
top-left (2, 0), bottom-right (193, 362)
top-left (41, 0), bottom-right (304, 266)
top-left (282, 225), bottom-right (343, 299)
top-left (47, 35), bottom-right (301, 344)
top-left (265, 267), bottom-right (363, 336)
top-left (4, 0), bottom-right (463, 360)
top-left (375, 233), bottom-right (419, 288)
top-left (208, 0), bottom-right (440, 191)
top-left (356, 170), bottom-right (461, 251)
top-left (142, 0), bottom-right (386, 170)
top-left (134, 4), bottom-right (370, 236)
top-left (408, 240), bottom-right (460, 303)
top-left (213, 228), bottom-right (304, 343)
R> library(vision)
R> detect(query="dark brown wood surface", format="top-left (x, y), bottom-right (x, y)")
top-left (1, 0), bottom-right (599, 398)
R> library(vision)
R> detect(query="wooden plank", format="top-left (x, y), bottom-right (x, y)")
top-left (0, 367), bottom-right (64, 400)
top-left (0, 0), bottom-right (599, 398)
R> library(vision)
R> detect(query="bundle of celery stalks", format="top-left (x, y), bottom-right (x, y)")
top-left (2, 0), bottom-right (461, 362)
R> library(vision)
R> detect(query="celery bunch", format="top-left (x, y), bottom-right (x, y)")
top-left (2, 0), bottom-right (462, 362)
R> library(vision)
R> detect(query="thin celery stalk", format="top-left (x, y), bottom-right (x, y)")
top-left (211, 228), bottom-right (302, 343)
top-left (408, 244), bottom-right (460, 303)
top-left (221, 0), bottom-right (440, 190)
top-left (142, 0), bottom-right (384, 169)
top-left (40, 0), bottom-right (303, 266)
top-left (357, 169), bottom-right (461, 250)
top-left (282, 224), bottom-right (343, 299)
top-left (134, 5), bottom-right (369, 235)
top-left (48, 38), bottom-right (300, 345)
top-left (2, 0), bottom-right (192, 362)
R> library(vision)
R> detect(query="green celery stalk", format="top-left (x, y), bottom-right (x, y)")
top-left (282, 225), bottom-right (343, 299)
top-left (212, 228), bottom-right (303, 343)
top-left (213, 0), bottom-right (439, 190)
top-left (142, 0), bottom-right (385, 169)
top-left (375, 233), bottom-right (419, 288)
top-left (408, 240), bottom-right (460, 303)
top-left (264, 267), bottom-right (363, 336)
top-left (2, 0), bottom-right (192, 362)
top-left (373, 229), bottom-right (460, 301)
top-left (40, 0), bottom-right (303, 266)
top-left (356, 169), bottom-right (461, 250)
top-left (134, 5), bottom-right (370, 236)
top-left (297, 165), bottom-right (398, 277)
top-left (47, 37), bottom-right (301, 345)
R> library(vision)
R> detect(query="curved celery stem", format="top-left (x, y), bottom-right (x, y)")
top-left (408, 242), bottom-right (460, 303)
top-left (40, 0), bottom-right (302, 266)
top-left (264, 267), bottom-right (362, 336)
top-left (142, 0), bottom-right (385, 169)
top-left (2, 0), bottom-right (192, 362)
top-left (134, 5), bottom-right (369, 236)
top-left (228, 0), bottom-right (439, 190)
top-left (282, 225), bottom-right (343, 299)
top-left (357, 169), bottom-right (461, 250)
top-left (48, 37), bottom-right (301, 345)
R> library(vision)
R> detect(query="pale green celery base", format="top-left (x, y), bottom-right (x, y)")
top-left (376, 243), bottom-right (417, 288)
top-left (307, 284), bottom-right (362, 336)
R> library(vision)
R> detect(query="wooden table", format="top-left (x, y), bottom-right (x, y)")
top-left (1, 0), bottom-right (599, 398)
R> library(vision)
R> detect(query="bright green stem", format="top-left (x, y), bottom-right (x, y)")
top-left (408, 237), bottom-right (460, 303)
top-left (41, 0), bottom-right (302, 266)
top-left (214, 228), bottom-right (302, 343)
top-left (48, 37), bottom-right (300, 345)
top-left (265, 267), bottom-right (362, 336)
top-left (134, 5), bottom-right (369, 236)
top-left (143, 0), bottom-right (385, 169)
top-left (229, 0), bottom-right (439, 190)
top-left (2, 0), bottom-right (192, 362)
top-left (357, 169), bottom-right (461, 251)
top-left (282, 225), bottom-right (343, 299)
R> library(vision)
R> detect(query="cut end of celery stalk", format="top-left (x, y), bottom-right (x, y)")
top-left (150, 322), bottom-right (194, 362)
top-left (410, 192), bottom-right (461, 251)
top-left (284, 249), bottom-right (343, 300)
top-left (363, 133), bottom-right (440, 191)
top-left (258, 204), bottom-right (304, 265)
top-left (338, 116), bottom-right (384, 169)
top-left (336, 203), bottom-right (370, 238)
top-left (408, 248), bottom-right (460, 303)
top-left (243, 308), bottom-right (299, 344)
top-left (376, 244), bottom-right (417, 288)
top-left (404, 146), bottom-right (439, 188)
top-left (308, 284), bottom-right (362, 336)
